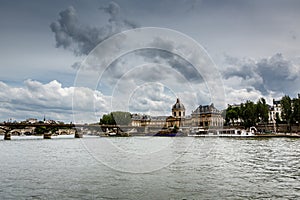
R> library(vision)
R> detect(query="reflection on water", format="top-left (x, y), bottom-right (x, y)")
top-left (0, 137), bottom-right (299, 199)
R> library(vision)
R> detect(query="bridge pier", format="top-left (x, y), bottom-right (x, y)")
top-left (43, 133), bottom-right (51, 139)
top-left (75, 132), bottom-right (83, 138)
top-left (4, 132), bottom-right (11, 140)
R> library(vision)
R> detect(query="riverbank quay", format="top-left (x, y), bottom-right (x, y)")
top-left (186, 134), bottom-right (300, 138)
top-left (1, 130), bottom-right (300, 139)
top-left (253, 133), bottom-right (300, 138)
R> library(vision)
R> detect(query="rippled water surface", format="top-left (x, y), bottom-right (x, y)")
top-left (0, 136), bottom-right (299, 199)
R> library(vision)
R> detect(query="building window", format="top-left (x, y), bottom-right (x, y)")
top-left (179, 111), bottom-right (181, 116)
top-left (174, 112), bottom-right (176, 116)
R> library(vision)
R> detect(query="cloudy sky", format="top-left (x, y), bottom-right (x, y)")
top-left (1, 0), bottom-right (300, 123)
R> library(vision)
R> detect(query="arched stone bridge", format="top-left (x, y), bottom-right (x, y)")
top-left (0, 123), bottom-right (79, 140)
top-left (9, 127), bottom-right (35, 135)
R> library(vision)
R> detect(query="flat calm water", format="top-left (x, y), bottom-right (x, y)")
top-left (0, 136), bottom-right (299, 199)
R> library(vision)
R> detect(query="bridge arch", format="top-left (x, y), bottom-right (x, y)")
top-left (60, 131), bottom-right (68, 135)
top-left (10, 130), bottom-right (21, 136)
top-left (57, 129), bottom-right (76, 135)
top-left (0, 126), bottom-right (10, 133)
top-left (23, 131), bottom-right (32, 136)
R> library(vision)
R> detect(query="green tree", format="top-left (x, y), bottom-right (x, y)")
top-left (240, 101), bottom-right (256, 128)
top-left (256, 97), bottom-right (269, 123)
top-left (281, 95), bottom-right (292, 131)
top-left (100, 111), bottom-right (132, 125)
top-left (225, 106), bottom-right (239, 125)
top-left (239, 103), bottom-right (246, 124)
top-left (35, 126), bottom-right (58, 134)
top-left (100, 113), bottom-right (116, 125)
top-left (292, 98), bottom-right (300, 124)
top-left (112, 111), bottom-right (132, 125)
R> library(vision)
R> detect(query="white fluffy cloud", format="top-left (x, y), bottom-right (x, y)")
top-left (0, 80), bottom-right (110, 123)
top-left (127, 83), bottom-right (175, 116)
top-left (0, 79), bottom-right (201, 123)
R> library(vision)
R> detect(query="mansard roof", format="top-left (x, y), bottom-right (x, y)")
top-left (192, 103), bottom-right (220, 115)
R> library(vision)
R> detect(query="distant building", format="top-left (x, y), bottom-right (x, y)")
top-left (131, 114), bottom-right (144, 126)
top-left (190, 103), bottom-right (223, 128)
top-left (172, 98), bottom-right (185, 118)
top-left (269, 99), bottom-right (282, 123)
top-left (131, 114), bottom-right (167, 127)
top-left (269, 94), bottom-right (300, 124)
top-left (150, 116), bottom-right (168, 127)
top-left (44, 119), bottom-right (57, 124)
top-left (165, 98), bottom-right (186, 127)
top-left (131, 99), bottom-right (224, 128)
top-left (26, 118), bottom-right (38, 124)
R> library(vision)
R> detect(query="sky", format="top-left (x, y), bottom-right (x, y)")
top-left (0, 0), bottom-right (300, 123)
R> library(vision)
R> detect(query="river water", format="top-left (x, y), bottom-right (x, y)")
top-left (0, 136), bottom-right (299, 199)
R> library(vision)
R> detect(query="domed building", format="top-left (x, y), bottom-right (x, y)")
top-left (165, 98), bottom-right (186, 128)
top-left (172, 98), bottom-right (185, 118)
top-left (130, 98), bottom-right (224, 129)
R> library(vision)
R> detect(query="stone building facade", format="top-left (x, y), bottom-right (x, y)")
top-left (172, 98), bottom-right (185, 118)
top-left (189, 103), bottom-right (223, 128)
top-left (131, 99), bottom-right (224, 128)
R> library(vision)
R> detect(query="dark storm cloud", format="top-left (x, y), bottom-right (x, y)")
top-left (71, 61), bottom-right (81, 70)
top-left (257, 53), bottom-right (299, 93)
top-left (50, 1), bottom-right (138, 56)
top-left (222, 53), bottom-right (300, 96)
top-left (121, 49), bottom-right (204, 83)
top-left (99, 1), bottom-right (120, 19)
top-left (166, 53), bottom-right (204, 83)
top-left (136, 37), bottom-right (205, 83)
top-left (95, 46), bottom-right (205, 88)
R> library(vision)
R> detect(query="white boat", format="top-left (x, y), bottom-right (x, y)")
top-left (190, 127), bottom-right (208, 135)
top-left (188, 128), bottom-right (254, 137)
top-left (108, 132), bottom-right (117, 136)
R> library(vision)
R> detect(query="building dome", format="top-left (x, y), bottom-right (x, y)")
top-left (172, 98), bottom-right (185, 110)
top-left (172, 98), bottom-right (185, 118)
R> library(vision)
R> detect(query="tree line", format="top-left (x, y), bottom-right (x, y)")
top-left (224, 98), bottom-right (269, 128)
top-left (224, 95), bottom-right (300, 129)
top-left (281, 95), bottom-right (300, 131)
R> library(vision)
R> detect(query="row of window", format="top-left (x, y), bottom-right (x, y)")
top-left (174, 111), bottom-right (185, 117)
